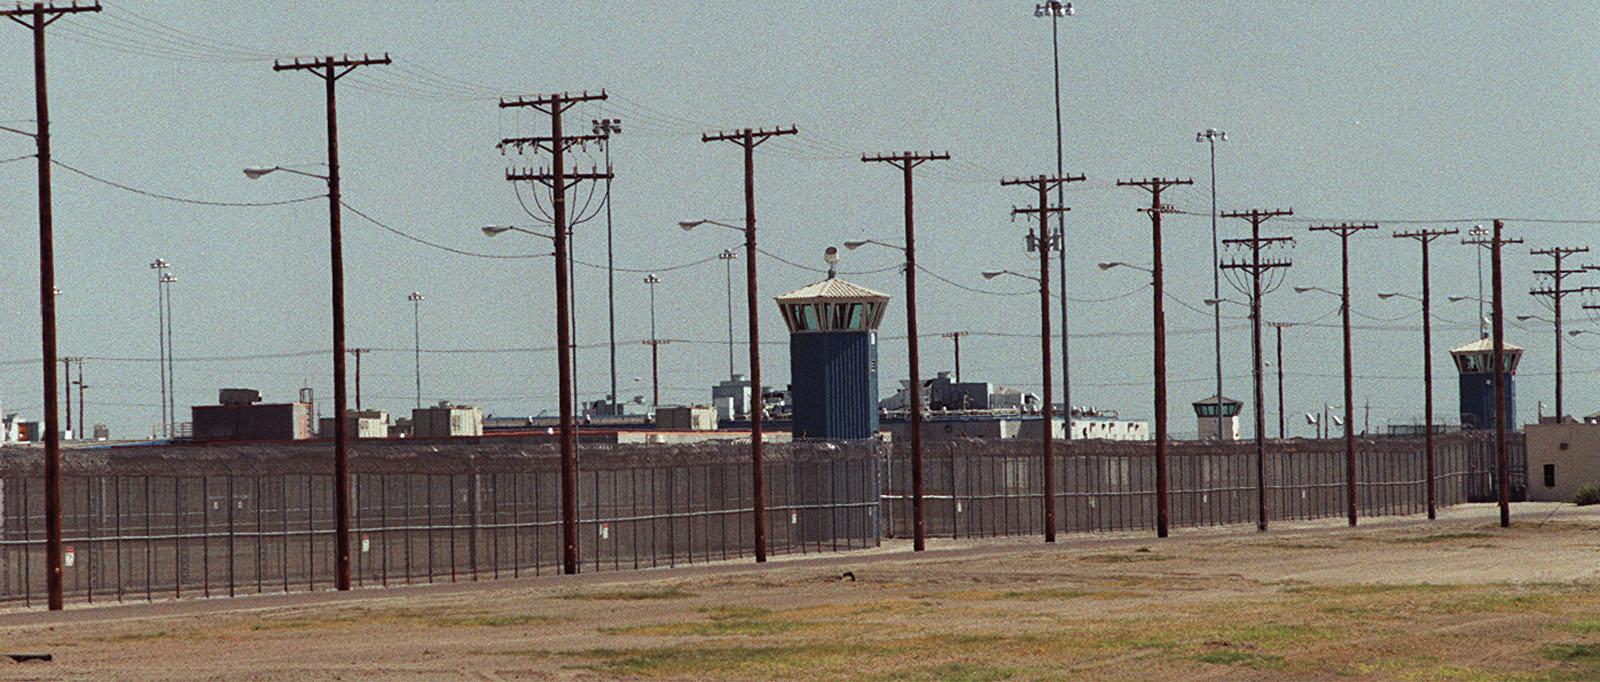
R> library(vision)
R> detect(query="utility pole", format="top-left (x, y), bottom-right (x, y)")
top-left (644, 273), bottom-right (664, 408)
top-left (1309, 222), bottom-right (1377, 527)
top-left (409, 291), bottom-right (424, 410)
top-left (1480, 220), bottom-right (1522, 528)
top-left (60, 357), bottom-right (71, 438)
top-left (1117, 176), bottom-right (1191, 539)
top-left (864, 150), bottom-right (949, 553)
top-left (593, 117), bottom-right (622, 415)
top-left (2, 0), bottom-right (103, 611)
top-left (1528, 245), bottom-right (1592, 421)
top-left (1393, 228), bottom-right (1458, 520)
top-left (702, 125), bottom-right (797, 563)
top-left (943, 332), bottom-right (968, 383)
top-left (349, 348), bottom-right (367, 412)
top-left (1005, 172), bottom-right (1085, 543)
top-left (273, 52), bottom-right (391, 593)
top-left (503, 89), bottom-right (612, 574)
top-left (73, 360), bottom-right (85, 439)
top-left (1268, 322), bottom-right (1291, 439)
top-left (1220, 208), bottom-right (1294, 532)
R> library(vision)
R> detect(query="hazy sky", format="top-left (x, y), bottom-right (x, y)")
top-left (0, 1), bottom-right (1597, 439)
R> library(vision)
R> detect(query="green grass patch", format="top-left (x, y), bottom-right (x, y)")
top-left (990, 587), bottom-right (1088, 601)
top-left (1543, 643), bottom-right (1600, 662)
top-left (874, 662), bottom-right (1018, 681)
top-left (1561, 620), bottom-right (1600, 634)
top-left (1192, 650), bottom-right (1287, 670)
top-left (422, 614), bottom-right (556, 628)
top-left (600, 606), bottom-right (808, 637)
top-left (557, 586), bottom-right (697, 601)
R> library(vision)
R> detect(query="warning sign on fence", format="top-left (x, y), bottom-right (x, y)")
top-left (360, 534), bottom-right (370, 553)
top-left (63, 545), bottom-right (75, 568)
top-left (600, 523), bottom-right (610, 540)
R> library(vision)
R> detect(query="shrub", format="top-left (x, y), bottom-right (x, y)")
top-left (1574, 484), bottom-right (1600, 506)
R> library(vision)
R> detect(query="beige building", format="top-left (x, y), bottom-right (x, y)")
top-left (655, 405), bottom-right (718, 431)
top-left (1524, 422), bottom-right (1600, 502)
top-left (412, 402), bottom-right (483, 438)
top-left (318, 410), bottom-right (390, 439)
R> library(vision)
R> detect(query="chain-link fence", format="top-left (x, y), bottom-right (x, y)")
top-left (0, 440), bottom-right (881, 607)
top-left (882, 433), bottom-right (1522, 539)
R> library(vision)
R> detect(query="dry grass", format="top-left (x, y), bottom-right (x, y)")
top-left (3, 505), bottom-right (1600, 680)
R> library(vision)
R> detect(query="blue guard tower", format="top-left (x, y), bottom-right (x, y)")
top-left (1450, 337), bottom-right (1522, 430)
top-left (776, 260), bottom-right (889, 440)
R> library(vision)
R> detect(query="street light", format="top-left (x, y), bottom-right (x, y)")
top-left (982, 269), bottom-right (1035, 282)
top-left (1197, 129), bottom-right (1229, 442)
top-left (679, 215), bottom-right (768, 561)
top-left (408, 291), bottom-right (424, 410)
top-left (1032, 0), bottom-right (1077, 449)
top-left (718, 249), bottom-right (739, 379)
top-left (1096, 261), bottom-right (1152, 273)
top-left (150, 258), bottom-right (170, 438)
top-left (245, 153), bottom-right (359, 591)
top-left (243, 165), bottom-right (328, 181)
top-left (643, 273), bottom-right (664, 408)
top-left (1377, 291), bottom-right (1421, 302)
top-left (593, 117), bottom-right (623, 416)
top-left (161, 271), bottom-right (178, 438)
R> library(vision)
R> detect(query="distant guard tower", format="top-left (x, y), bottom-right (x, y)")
top-left (1192, 395), bottom-right (1241, 440)
top-left (776, 254), bottom-right (888, 440)
top-left (1451, 337), bottom-right (1521, 430)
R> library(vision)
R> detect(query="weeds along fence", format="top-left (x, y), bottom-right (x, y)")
top-left (0, 440), bottom-right (881, 608)
top-left (881, 432), bottom-right (1523, 539)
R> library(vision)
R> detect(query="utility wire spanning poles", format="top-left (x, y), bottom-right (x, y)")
top-left (860, 151), bottom-right (950, 553)
top-left (1465, 221), bottom-right (1522, 528)
top-left (1528, 246), bottom-right (1594, 421)
top-left (1003, 172), bottom-right (1085, 543)
top-left (271, 51), bottom-right (392, 593)
top-left (1220, 208), bottom-right (1294, 532)
top-left (1116, 177), bottom-right (1192, 539)
top-left (1307, 223), bottom-right (1377, 527)
top-left (1, 0), bottom-right (104, 612)
top-left (1391, 227), bottom-right (1459, 520)
top-left (502, 90), bottom-right (614, 575)
top-left (701, 125), bottom-right (797, 563)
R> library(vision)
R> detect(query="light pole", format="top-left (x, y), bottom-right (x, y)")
top-left (719, 249), bottom-right (738, 379)
top-left (246, 157), bottom-right (360, 590)
top-left (681, 217), bottom-right (768, 561)
top-left (1267, 322), bottom-right (1290, 440)
top-left (409, 291), bottom-right (424, 410)
top-left (983, 267), bottom-right (1056, 541)
top-left (1296, 283), bottom-right (1359, 526)
top-left (1034, 1), bottom-right (1075, 436)
top-left (1197, 129), bottom-right (1228, 439)
top-left (162, 271), bottom-right (177, 436)
top-left (942, 331), bottom-right (968, 383)
top-left (1099, 255), bottom-right (1171, 537)
top-left (1380, 287), bottom-right (1442, 519)
top-left (847, 237), bottom-right (928, 551)
top-left (1465, 224), bottom-right (1490, 338)
top-left (644, 273), bottom-right (663, 408)
top-left (150, 258), bottom-right (170, 437)
top-left (593, 117), bottom-right (622, 414)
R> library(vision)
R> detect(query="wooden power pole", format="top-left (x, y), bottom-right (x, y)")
top-left (1116, 176), bottom-right (1192, 539)
top-left (1005, 172), bottom-right (1085, 543)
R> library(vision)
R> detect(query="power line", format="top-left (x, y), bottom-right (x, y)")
top-left (52, 159), bottom-right (325, 207)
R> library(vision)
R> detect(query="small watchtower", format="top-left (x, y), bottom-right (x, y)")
top-left (1451, 337), bottom-right (1522, 430)
top-left (1192, 395), bottom-right (1241, 441)
top-left (776, 263), bottom-right (889, 440)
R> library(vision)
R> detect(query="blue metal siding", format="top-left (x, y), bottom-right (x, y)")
top-left (790, 331), bottom-right (879, 440)
top-left (1459, 372), bottom-right (1515, 430)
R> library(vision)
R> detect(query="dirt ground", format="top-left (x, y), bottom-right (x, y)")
top-left (1, 502), bottom-right (1598, 680)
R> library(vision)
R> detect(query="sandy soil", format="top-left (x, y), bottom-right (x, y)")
top-left (1, 503), bottom-right (1598, 680)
